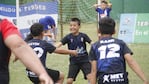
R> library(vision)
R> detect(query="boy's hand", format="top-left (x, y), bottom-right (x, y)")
top-left (93, 4), bottom-right (100, 8)
top-left (71, 50), bottom-right (78, 56)
top-left (108, 3), bottom-right (112, 8)
top-left (144, 80), bottom-right (149, 84)
top-left (108, 3), bottom-right (112, 6)
top-left (39, 73), bottom-right (54, 84)
top-left (44, 33), bottom-right (52, 37)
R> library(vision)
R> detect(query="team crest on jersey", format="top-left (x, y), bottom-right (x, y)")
top-left (103, 73), bottom-right (125, 83)
top-left (81, 37), bottom-right (84, 42)
top-left (71, 38), bottom-right (73, 43)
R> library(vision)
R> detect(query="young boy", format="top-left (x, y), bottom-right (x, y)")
top-left (93, 0), bottom-right (112, 19)
top-left (39, 16), bottom-right (56, 43)
top-left (0, 18), bottom-right (53, 84)
top-left (56, 18), bottom-right (93, 84)
top-left (25, 23), bottom-right (77, 84)
top-left (89, 17), bottom-right (149, 84)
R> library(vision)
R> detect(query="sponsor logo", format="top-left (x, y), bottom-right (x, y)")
top-left (103, 73), bottom-right (125, 83)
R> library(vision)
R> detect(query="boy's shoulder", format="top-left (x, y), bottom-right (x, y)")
top-left (67, 32), bottom-right (87, 36)
top-left (114, 38), bottom-right (126, 44)
top-left (66, 33), bottom-right (73, 37)
top-left (109, 37), bottom-right (126, 44)
top-left (62, 33), bottom-right (74, 39)
top-left (96, 37), bottom-right (125, 44)
top-left (91, 40), bottom-right (100, 47)
top-left (79, 32), bottom-right (89, 36)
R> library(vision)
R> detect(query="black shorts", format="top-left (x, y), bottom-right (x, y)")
top-left (97, 72), bottom-right (129, 84)
top-left (67, 62), bottom-right (91, 81)
top-left (28, 68), bottom-right (60, 84)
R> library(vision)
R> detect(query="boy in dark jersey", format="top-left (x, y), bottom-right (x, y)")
top-left (93, 0), bottom-right (112, 19)
top-left (56, 18), bottom-right (93, 84)
top-left (89, 17), bottom-right (149, 84)
top-left (0, 19), bottom-right (53, 84)
top-left (25, 23), bottom-right (77, 84)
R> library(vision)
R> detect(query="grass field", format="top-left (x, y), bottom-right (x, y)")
top-left (9, 23), bottom-right (149, 84)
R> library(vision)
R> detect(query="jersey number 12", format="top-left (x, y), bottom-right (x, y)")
top-left (98, 43), bottom-right (120, 59)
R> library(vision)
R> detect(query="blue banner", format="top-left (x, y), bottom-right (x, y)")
top-left (0, 1), bottom-right (58, 16)
top-left (0, 4), bottom-right (16, 17)
top-left (19, 1), bottom-right (58, 16)
top-left (0, 1), bottom-right (58, 39)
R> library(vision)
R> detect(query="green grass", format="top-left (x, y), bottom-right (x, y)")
top-left (10, 23), bottom-right (149, 84)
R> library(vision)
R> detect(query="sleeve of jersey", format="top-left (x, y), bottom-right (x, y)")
top-left (45, 42), bottom-right (56, 53)
top-left (107, 8), bottom-right (112, 11)
top-left (84, 34), bottom-right (92, 43)
top-left (123, 42), bottom-right (133, 55)
top-left (60, 35), bottom-right (68, 45)
top-left (1, 19), bottom-right (21, 40)
top-left (96, 8), bottom-right (101, 12)
top-left (89, 45), bottom-right (97, 61)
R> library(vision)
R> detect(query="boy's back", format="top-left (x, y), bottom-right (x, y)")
top-left (90, 37), bottom-right (132, 73)
top-left (89, 17), bottom-right (149, 84)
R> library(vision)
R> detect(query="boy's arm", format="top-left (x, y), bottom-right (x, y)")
top-left (108, 2), bottom-right (112, 8)
top-left (51, 25), bottom-right (56, 40)
top-left (44, 30), bottom-right (52, 38)
top-left (54, 48), bottom-right (77, 56)
top-left (90, 41), bottom-right (94, 45)
top-left (90, 60), bottom-right (97, 84)
top-left (93, 4), bottom-right (100, 9)
top-left (54, 42), bottom-right (63, 48)
top-left (5, 34), bottom-right (53, 84)
top-left (124, 54), bottom-right (149, 84)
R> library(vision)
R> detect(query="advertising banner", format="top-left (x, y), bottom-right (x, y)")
top-left (118, 13), bottom-right (149, 43)
top-left (0, 1), bottom-right (58, 39)
top-left (134, 14), bottom-right (149, 43)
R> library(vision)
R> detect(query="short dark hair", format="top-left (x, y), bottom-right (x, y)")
top-left (70, 18), bottom-right (81, 26)
top-left (24, 33), bottom-right (33, 42)
top-left (30, 23), bottom-right (44, 36)
top-left (101, 0), bottom-right (108, 4)
top-left (98, 17), bottom-right (115, 35)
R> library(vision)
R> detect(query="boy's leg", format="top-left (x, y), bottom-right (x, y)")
top-left (80, 62), bottom-right (92, 83)
top-left (27, 68), bottom-right (63, 84)
top-left (67, 78), bottom-right (74, 84)
top-left (67, 64), bottom-right (80, 84)
top-left (86, 73), bottom-right (93, 84)
top-left (46, 68), bottom-right (64, 84)
top-left (55, 71), bottom-right (64, 84)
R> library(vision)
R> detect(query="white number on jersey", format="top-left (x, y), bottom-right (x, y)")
top-left (33, 47), bottom-right (44, 58)
top-left (98, 43), bottom-right (120, 59)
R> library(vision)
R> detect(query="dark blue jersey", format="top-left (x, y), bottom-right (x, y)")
top-left (89, 37), bottom-right (133, 74)
top-left (61, 32), bottom-right (91, 64)
top-left (96, 7), bottom-right (111, 18)
top-left (27, 39), bottom-right (56, 67)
